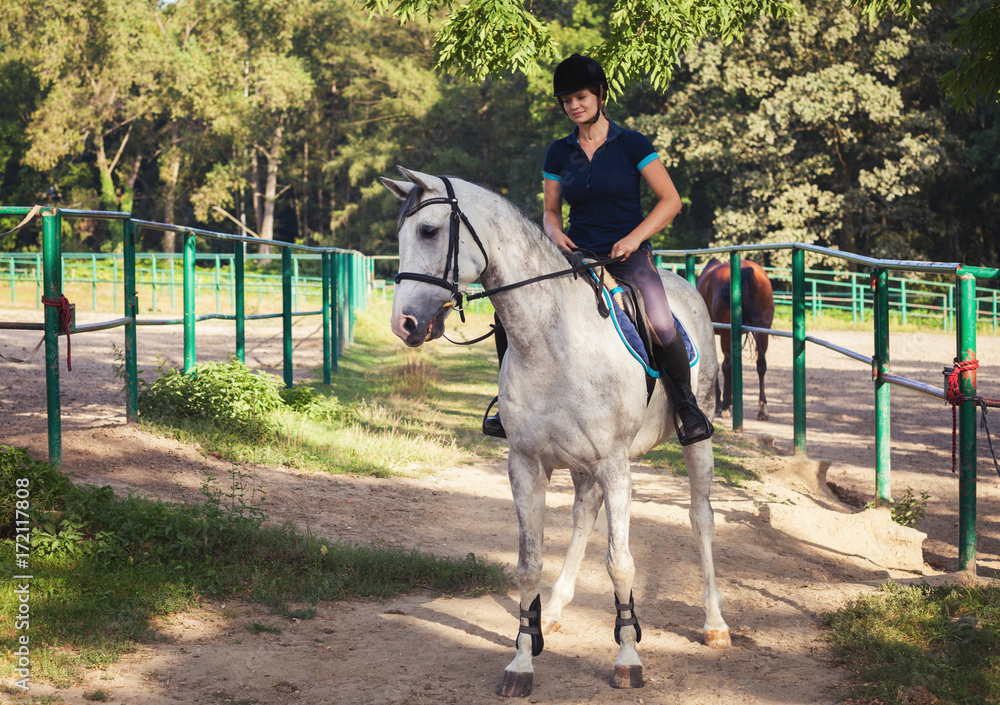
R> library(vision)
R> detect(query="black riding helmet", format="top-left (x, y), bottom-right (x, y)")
top-left (552, 54), bottom-right (608, 97)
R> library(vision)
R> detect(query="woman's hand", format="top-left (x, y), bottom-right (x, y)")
top-left (549, 230), bottom-right (578, 251)
top-left (610, 233), bottom-right (643, 260)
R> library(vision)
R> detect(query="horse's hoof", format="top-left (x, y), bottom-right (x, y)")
top-left (496, 670), bottom-right (533, 698)
top-left (705, 628), bottom-right (732, 649)
top-left (611, 665), bottom-right (644, 689)
top-left (757, 412), bottom-right (769, 421)
top-left (540, 618), bottom-right (561, 635)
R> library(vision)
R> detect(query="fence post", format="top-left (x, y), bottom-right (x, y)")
top-left (35, 252), bottom-right (41, 309)
top-left (322, 251), bottom-right (333, 383)
top-left (214, 254), bottom-right (221, 314)
top-left (792, 248), bottom-right (806, 454)
top-left (957, 270), bottom-right (978, 572)
top-left (729, 250), bottom-right (743, 432)
top-left (7, 257), bottom-right (13, 305)
top-left (42, 209), bottom-right (63, 470)
top-left (183, 233), bottom-right (196, 373)
top-left (873, 267), bottom-right (892, 506)
top-left (124, 219), bottom-right (139, 423)
top-left (900, 278), bottom-right (908, 326)
top-left (91, 254), bottom-right (97, 310)
top-left (851, 275), bottom-right (857, 327)
top-left (282, 246), bottom-right (293, 389)
top-left (685, 254), bottom-right (696, 286)
top-left (234, 242), bottom-right (245, 364)
top-left (151, 253), bottom-right (158, 312)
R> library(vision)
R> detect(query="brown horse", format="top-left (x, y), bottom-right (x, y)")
top-left (696, 257), bottom-right (775, 421)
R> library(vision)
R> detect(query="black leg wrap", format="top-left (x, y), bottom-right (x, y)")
top-left (517, 594), bottom-right (544, 657)
top-left (613, 591), bottom-right (641, 645)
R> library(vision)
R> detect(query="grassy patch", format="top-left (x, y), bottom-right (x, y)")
top-left (638, 428), bottom-right (762, 487)
top-left (132, 299), bottom-right (506, 478)
top-left (0, 448), bottom-right (512, 687)
top-left (822, 581), bottom-right (1000, 704)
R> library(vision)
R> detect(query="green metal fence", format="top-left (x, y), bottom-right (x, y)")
top-left (0, 206), bottom-right (371, 472)
top-left (650, 257), bottom-right (1000, 333)
top-left (656, 245), bottom-right (999, 573)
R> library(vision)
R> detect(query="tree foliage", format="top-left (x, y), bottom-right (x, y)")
top-left (0, 0), bottom-right (995, 269)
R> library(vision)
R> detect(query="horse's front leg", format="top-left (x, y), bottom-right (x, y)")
top-left (600, 458), bottom-right (643, 689)
top-left (682, 439), bottom-right (731, 648)
top-left (756, 333), bottom-right (769, 421)
top-left (541, 471), bottom-right (603, 634)
top-left (497, 451), bottom-right (549, 698)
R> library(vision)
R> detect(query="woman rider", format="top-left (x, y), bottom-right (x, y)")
top-left (483, 53), bottom-right (713, 446)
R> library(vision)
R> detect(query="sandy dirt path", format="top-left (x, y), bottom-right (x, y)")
top-left (1, 305), bottom-right (999, 705)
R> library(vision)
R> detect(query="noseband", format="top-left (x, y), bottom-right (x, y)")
top-left (394, 176), bottom-right (490, 321)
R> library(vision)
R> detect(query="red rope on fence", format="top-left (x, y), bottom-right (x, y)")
top-left (41, 295), bottom-right (72, 371)
top-left (946, 358), bottom-right (980, 473)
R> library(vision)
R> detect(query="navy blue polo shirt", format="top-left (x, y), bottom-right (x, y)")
top-left (543, 121), bottom-right (659, 255)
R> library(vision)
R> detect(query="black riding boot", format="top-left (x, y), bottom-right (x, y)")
top-left (482, 314), bottom-right (508, 438)
top-left (655, 334), bottom-right (714, 446)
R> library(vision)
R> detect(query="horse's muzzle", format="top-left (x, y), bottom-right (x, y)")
top-left (391, 305), bottom-right (450, 347)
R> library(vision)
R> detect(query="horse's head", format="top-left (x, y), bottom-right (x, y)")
top-left (380, 167), bottom-right (489, 347)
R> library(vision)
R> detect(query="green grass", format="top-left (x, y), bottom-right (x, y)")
top-left (134, 299), bottom-right (507, 478)
top-left (822, 581), bottom-right (1000, 704)
top-left (0, 445), bottom-right (511, 688)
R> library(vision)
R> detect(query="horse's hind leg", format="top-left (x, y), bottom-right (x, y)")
top-left (682, 440), bottom-right (731, 648)
top-left (756, 333), bottom-right (769, 421)
top-left (600, 457), bottom-right (643, 688)
top-left (497, 451), bottom-right (549, 698)
top-left (542, 471), bottom-right (603, 635)
top-left (720, 354), bottom-right (733, 417)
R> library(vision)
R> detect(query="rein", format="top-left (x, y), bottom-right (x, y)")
top-left (395, 175), bottom-right (622, 330)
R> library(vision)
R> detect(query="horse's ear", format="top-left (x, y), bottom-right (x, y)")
top-left (396, 166), bottom-right (438, 193)
top-left (379, 176), bottom-right (414, 201)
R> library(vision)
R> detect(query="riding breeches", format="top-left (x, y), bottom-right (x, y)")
top-left (605, 244), bottom-right (675, 347)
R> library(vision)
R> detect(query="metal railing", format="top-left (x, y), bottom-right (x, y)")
top-left (0, 206), bottom-right (372, 472)
top-left (655, 244), bottom-right (999, 573)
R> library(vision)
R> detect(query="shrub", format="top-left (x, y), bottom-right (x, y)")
top-left (138, 356), bottom-right (283, 432)
top-left (0, 445), bottom-right (74, 539)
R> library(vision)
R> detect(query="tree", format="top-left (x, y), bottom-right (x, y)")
top-left (631, 0), bottom-right (999, 266)
top-left (1, 0), bottom-right (167, 250)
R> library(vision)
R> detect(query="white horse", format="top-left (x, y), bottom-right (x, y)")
top-left (381, 168), bottom-right (731, 698)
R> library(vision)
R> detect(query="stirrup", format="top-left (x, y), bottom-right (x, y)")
top-left (674, 404), bottom-right (714, 446)
top-left (482, 396), bottom-right (506, 438)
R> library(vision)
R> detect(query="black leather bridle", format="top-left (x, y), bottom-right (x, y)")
top-left (393, 176), bottom-right (490, 322)
top-left (394, 174), bottom-right (623, 328)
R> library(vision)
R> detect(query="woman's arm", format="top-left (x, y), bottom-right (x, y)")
top-left (609, 159), bottom-right (682, 260)
top-left (543, 178), bottom-right (577, 251)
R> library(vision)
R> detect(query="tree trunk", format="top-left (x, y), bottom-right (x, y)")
top-left (251, 146), bottom-right (263, 236)
top-left (120, 154), bottom-right (142, 218)
top-left (302, 139), bottom-right (309, 240)
top-left (162, 121), bottom-right (181, 253)
top-left (258, 123), bottom-right (284, 256)
top-left (95, 135), bottom-right (122, 251)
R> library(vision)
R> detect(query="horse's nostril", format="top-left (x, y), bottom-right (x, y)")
top-left (402, 316), bottom-right (417, 334)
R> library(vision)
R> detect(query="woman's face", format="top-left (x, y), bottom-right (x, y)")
top-left (559, 88), bottom-right (601, 125)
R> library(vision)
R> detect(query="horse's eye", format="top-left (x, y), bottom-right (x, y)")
top-left (418, 224), bottom-right (438, 239)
